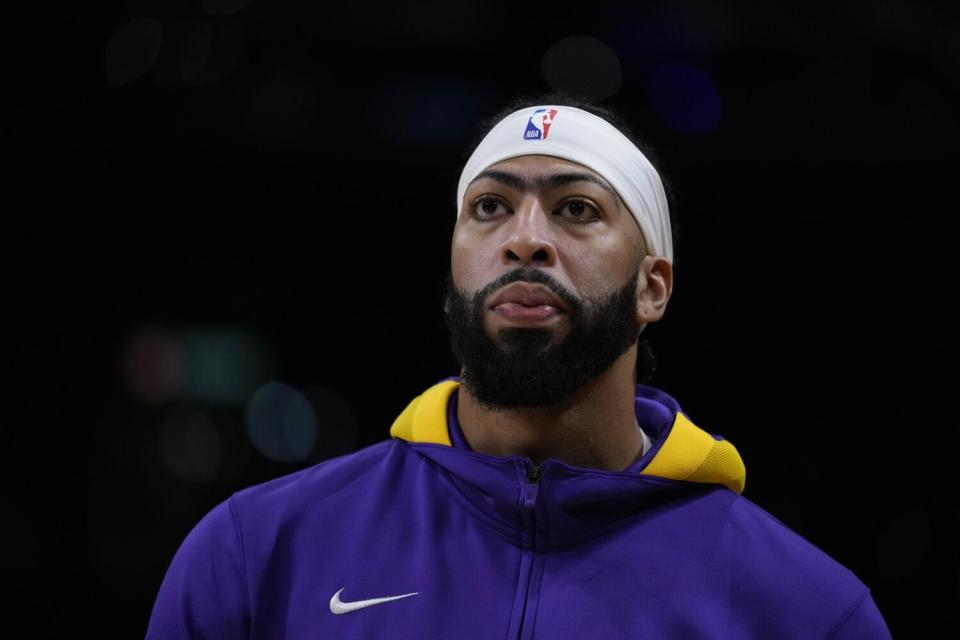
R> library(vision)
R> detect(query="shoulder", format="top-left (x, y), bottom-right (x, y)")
top-left (164, 439), bottom-right (410, 561)
top-left (722, 494), bottom-right (885, 637)
top-left (228, 438), bottom-right (410, 522)
top-left (725, 493), bottom-right (864, 588)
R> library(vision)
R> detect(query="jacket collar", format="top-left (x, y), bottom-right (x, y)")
top-left (390, 377), bottom-right (746, 494)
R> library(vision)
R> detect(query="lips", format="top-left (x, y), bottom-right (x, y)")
top-left (487, 282), bottom-right (567, 313)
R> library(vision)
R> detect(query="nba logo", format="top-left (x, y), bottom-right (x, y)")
top-left (524, 108), bottom-right (558, 140)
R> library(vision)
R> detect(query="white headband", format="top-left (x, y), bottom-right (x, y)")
top-left (456, 105), bottom-right (673, 263)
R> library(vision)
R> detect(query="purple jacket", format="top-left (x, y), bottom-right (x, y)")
top-left (146, 377), bottom-right (892, 638)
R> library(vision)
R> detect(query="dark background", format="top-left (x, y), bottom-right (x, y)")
top-left (3, 1), bottom-right (958, 637)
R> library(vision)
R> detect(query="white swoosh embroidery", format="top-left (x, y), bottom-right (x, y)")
top-left (329, 587), bottom-right (418, 615)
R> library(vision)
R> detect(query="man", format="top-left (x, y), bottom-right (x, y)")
top-left (146, 96), bottom-right (892, 638)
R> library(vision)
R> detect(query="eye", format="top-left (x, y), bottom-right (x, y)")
top-left (558, 199), bottom-right (600, 221)
top-left (471, 196), bottom-right (508, 219)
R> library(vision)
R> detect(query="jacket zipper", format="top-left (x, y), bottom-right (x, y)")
top-left (517, 461), bottom-right (543, 639)
top-left (523, 461), bottom-right (542, 546)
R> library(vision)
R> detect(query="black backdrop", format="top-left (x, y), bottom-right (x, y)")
top-left (3, 1), bottom-right (958, 637)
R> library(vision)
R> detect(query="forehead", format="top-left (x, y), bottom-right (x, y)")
top-left (472, 154), bottom-right (611, 187)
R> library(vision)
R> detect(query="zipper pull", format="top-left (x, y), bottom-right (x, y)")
top-left (523, 461), bottom-right (542, 512)
top-left (527, 462), bottom-right (542, 484)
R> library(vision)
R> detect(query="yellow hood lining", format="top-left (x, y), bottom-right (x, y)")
top-left (390, 379), bottom-right (745, 494)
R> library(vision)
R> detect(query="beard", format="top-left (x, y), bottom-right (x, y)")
top-left (442, 266), bottom-right (642, 410)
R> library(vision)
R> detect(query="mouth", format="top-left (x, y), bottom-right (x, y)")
top-left (490, 302), bottom-right (563, 324)
top-left (486, 282), bottom-right (568, 318)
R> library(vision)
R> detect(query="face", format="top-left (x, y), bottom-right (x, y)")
top-left (444, 154), bottom-right (672, 410)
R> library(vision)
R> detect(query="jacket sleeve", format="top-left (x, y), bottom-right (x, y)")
top-left (145, 496), bottom-right (251, 639)
top-left (829, 590), bottom-right (892, 640)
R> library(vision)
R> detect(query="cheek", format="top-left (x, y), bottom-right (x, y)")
top-left (450, 233), bottom-right (487, 292)
top-left (559, 236), bottom-right (634, 291)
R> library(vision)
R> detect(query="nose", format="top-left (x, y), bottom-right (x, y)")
top-left (500, 198), bottom-right (558, 267)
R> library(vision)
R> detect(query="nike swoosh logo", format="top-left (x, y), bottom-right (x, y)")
top-left (329, 587), bottom-right (418, 615)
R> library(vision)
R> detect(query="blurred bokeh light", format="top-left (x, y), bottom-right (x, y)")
top-left (122, 326), bottom-right (275, 408)
top-left (150, 18), bottom-right (247, 87)
top-left (645, 62), bottom-right (722, 134)
top-left (182, 328), bottom-right (276, 407)
top-left (540, 35), bottom-right (623, 101)
top-left (370, 76), bottom-right (499, 147)
top-left (245, 381), bottom-right (318, 463)
top-left (303, 384), bottom-right (360, 460)
top-left (121, 326), bottom-right (188, 406)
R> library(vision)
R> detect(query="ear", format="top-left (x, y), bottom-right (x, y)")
top-left (634, 255), bottom-right (673, 326)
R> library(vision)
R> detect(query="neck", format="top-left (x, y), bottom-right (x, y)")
top-left (456, 344), bottom-right (643, 472)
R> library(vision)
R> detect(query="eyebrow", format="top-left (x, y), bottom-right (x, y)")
top-left (468, 169), bottom-right (620, 205)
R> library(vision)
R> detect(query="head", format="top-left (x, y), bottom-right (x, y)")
top-left (442, 94), bottom-right (676, 410)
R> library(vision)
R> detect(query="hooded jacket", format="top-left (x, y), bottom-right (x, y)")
top-left (146, 377), bottom-right (892, 639)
